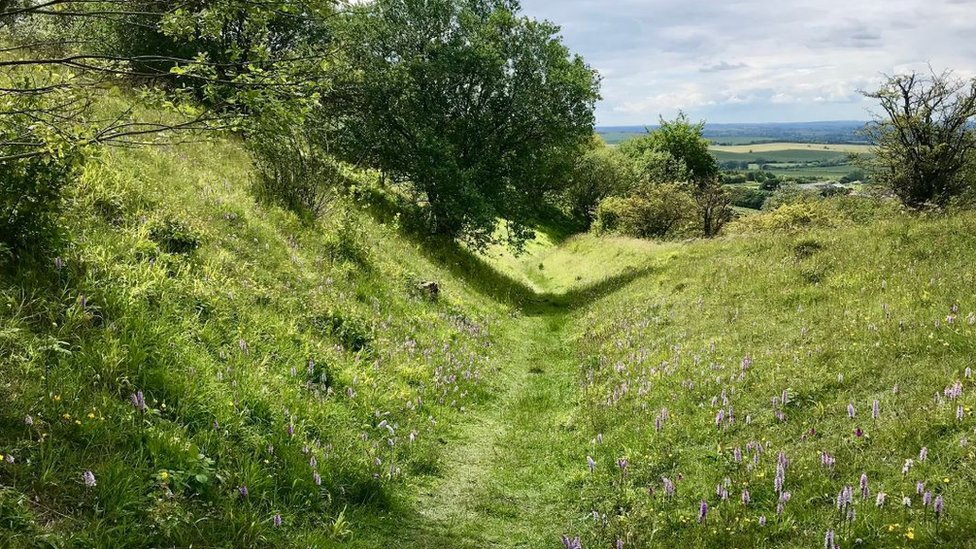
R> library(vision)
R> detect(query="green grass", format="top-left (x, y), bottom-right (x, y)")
top-left (0, 140), bottom-right (509, 547)
top-left (567, 210), bottom-right (976, 547)
top-left (3, 132), bottom-right (976, 549)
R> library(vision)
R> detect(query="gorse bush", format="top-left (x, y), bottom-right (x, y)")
top-left (728, 195), bottom-right (901, 234)
top-left (728, 201), bottom-right (835, 233)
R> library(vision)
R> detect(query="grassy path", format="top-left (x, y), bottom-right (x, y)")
top-left (350, 235), bottom-right (661, 548)
top-left (350, 306), bottom-right (585, 548)
top-left (404, 310), bottom-right (582, 547)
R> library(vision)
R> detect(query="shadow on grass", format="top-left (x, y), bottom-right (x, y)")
top-left (417, 236), bottom-right (655, 315)
top-left (359, 188), bottom-right (654, 314)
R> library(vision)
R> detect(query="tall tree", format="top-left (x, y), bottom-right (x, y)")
top-left (338, 0), bottom-right (600, 249)
top-left (862, 70), bottom-right (976, 207)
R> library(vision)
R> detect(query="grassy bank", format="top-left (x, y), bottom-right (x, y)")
top-left (3, 134), bottom-right (975, 549)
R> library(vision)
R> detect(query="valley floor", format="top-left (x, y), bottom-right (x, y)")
top-left (351, 235), bottom-right (663, 548)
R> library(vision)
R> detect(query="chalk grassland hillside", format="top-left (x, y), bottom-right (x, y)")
top-left (3, 130), bottom-right (976, 549)
top-left (0, 138), bottom-right (509, 548)
top-left (568, 206), bottom-right (976, 547)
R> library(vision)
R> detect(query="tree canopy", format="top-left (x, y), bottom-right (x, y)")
top-left (863, 70), bottom-right (976, 208)
top-left (618, 113), bottom-right (719, 187)
top-left (337, 0), bottom-right (600, 249)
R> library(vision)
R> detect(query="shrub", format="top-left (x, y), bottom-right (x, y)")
top-left (728, 187), bottom-right (770, 210)
top-left (0, 155), bottom-right (79, 254)
top-left (249, 115), bottom-right (346, 220)
top-left (762, 183), bottom-right (822, 211)
top-left (819, 183), bottom-right (851, 198)
top-left (565, 143), bottom-right (634, 226)
top-left (727, 202), bottom-right (834, 233)
top-left (310, 311), bottom-right (373, 353)
top-left (594, 183), bottom-right (695, 239)
top-left (728, 195), bottom-right (897, 234)
top-left (323, 208), bottom-right (372, 267)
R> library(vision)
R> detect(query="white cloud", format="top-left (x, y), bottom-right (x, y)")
top-left (519, 0), bottom-right (976, 124)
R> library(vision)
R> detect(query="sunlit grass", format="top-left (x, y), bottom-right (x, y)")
top-left (567, 209), bottom-right (976, 547)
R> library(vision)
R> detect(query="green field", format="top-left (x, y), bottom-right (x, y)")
top-left (711, 148), bottom-right (852, 163)
top-left (708, 142), bottom-right (874, 180)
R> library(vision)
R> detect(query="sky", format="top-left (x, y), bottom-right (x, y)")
top-left (519, 0), bottom-right (976, 125)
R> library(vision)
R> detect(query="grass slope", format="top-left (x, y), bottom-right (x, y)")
top-left (567, 211), bottom-right (976, 548)
top-left (3, 133), bottom-right (976, 549)
top-left (0, 140), bottom-right (509, 547)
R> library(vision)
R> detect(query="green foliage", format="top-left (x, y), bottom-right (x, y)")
top-left (863, 71), bottom-right (976, 208)
top-left (84, 0), bottom-right (335, 97)
top-left (310, 311), bottom-right (373, 353)
top-left (1, 1), bottom-right (339, 164)
top-left (565, 139), bottom-right (634, 225)
top-left (249, 110), bottom-right (345, 220)
top-left (323, 207), bottom-right (373, 267)
top-left (618, 113), bottom-right (719, 185)
top-left (338, 0), bottom-right (600, 249)
top-left (0, 154), bottom-right (79, 254)
top-left (839, 169), bottom-right (866, 184)
top-left (727, 186), bottom-right (770, 210)
top-left (147, 215), bottom-right (202, 254)
top-left (730, 195), bottom-right (899, 234)
top-left (762, 183), bottom-right (822, 211)
top-left (614, 114), bottom-right (730, 237)
top-left (594, 183), bottom-right (695, 239)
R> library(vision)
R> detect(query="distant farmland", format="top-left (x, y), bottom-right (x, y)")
top-left (597, 120), bottom-right (871, 146)
top-left (710, 142), bottom-right (874, 154)
top-left (599, 126), bottom-right (876, 180)
top-left (709, 142), bottom-right (875, 180)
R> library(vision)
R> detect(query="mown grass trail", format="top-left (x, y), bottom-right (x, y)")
top-left (407, 311), bottom-right (581, 547)
top-left (351, 236), bottom-right (660, 548)
top-left (352, 308), bottom-right (585, 548)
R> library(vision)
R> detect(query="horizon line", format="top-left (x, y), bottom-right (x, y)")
top-left (596, 120), bottom-right (871, 129)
